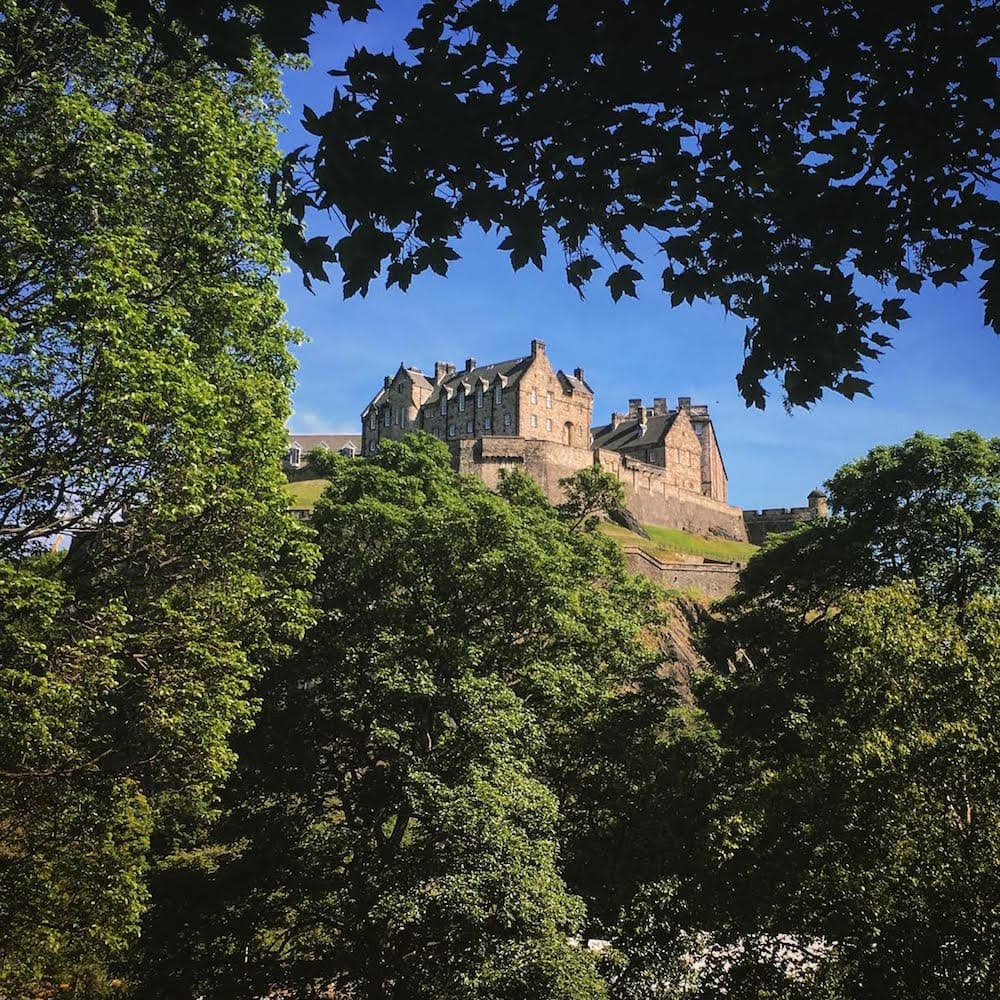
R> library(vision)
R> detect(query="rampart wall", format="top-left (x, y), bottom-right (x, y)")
top-left (742, 505), bottom-right (816, 545)
top-left (594, 449), bottom-right (749, 542)
top-left (621, 547), bottom-right (742, 601)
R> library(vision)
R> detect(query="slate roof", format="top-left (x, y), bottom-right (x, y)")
top-left (591, 412), bottom-right (678, 451)
top-left (557, 371), bottom-right (594, 396)
top-left (424, 357), bottom-right (533, 405)
top-left (287, 433), bottom-right (362, 454)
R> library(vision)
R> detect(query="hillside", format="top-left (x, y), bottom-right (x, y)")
top-left (285, 478), bottom-right (329, 508)
top-left (598, 521), bottom-right (757, 564)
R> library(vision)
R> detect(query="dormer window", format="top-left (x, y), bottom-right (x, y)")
top-left (494, 384), bottom-right (502, 404)
top-left (476, 385), bottom-right (484, 408)
top-left (287, 445), bottom-right (302, 467)
top-left (458, 388), bottom-right (466, 412)
top-left (440, 394), bottom-right (447, 416)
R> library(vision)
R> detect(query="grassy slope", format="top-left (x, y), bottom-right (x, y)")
top-left (286, 478), bottom-right (756, 565)
top-left (599, 521), bottom-right (757, 564)
top-left (284, 478), bottom-right (329, 508)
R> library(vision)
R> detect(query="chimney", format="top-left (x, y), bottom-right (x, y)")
top-left (637, 405), bottom-right (648, 425)
top-left (433, 361), bottom-right (451, 384)
top-left (383, 375), bottom-right (391, 389)
top-left (677, 396), bottom-right (691, 410)
top-left (573, 367), bottom-right (584, 382)
top-left (627, 398), bottom-right (641, 418)
top-left (652, 397), bottom-right (667, 416)
top-left (611, 412), bottom-right (624, 429)
top-left (465, 357), bottom-right (476, 372)
top-left (530, 339), bottom-right (546, 357)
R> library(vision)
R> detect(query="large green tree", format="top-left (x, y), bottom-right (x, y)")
top-left (0, 3), bottom-right (315, 992)
top-left (685, 431), bottom-right (1000, 998)
top-left (62, 1), bottom-right (999, 407)
top-left (135, 436), bottom-right (676, 999)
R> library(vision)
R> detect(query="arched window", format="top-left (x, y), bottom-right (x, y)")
top-left (563, 421), bottom-right (573, 446)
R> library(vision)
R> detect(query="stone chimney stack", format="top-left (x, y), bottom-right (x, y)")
top-left (627, 398), bottom-right (641, 418)
top-left (574, 367), bottom-right (584, 382)
top-left (433, 361), bottom-right (451, 384)
top-left (677, 396), bottom-right (692, 411)
top-left (530, 339), bottom-right (546, 357)
top-left (652, 397), bottom-right (667, 416)
top-left (611, 412), bottom-right (624, 429)
top-left (465, 357), bottom-right (476, 372)
top-left (637, 405), bottom-right (648, 425)
top-left (383, 375), bottom-right (391, 389)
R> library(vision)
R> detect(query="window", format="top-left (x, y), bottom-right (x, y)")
top-left (530, 388), bottom-right (537, 404)
top-left (397, 407), bottom-right (404, 426)
top-left (368, 440), bottom-right (376, 453)
top-left (466, 420), bottom-right (473, 433)
top-left (545, 391), bottom-right (553, 409)
top-left (494, 384), bottom-right (502, 404)
top-left (476, 385), bottom-right (484, 408)
top-left (459, 389), bottom-right (466, 412)
top-left (287, 446), bottom-right (301, 466)
top-left (448, 424), bottom-right (456, 438)
top-left (340, 443), bottom-right (355, 457)
top-left (440, 395), bottom-right (447, 416)
top-left (484, 418), bottom-right (492, 431)
top-left (545, 418), bottom-right (552, 432)
top-left (503, 412), bottom-right (512, 430)
top-left (383, 409), bottom-right (391, 427)
top-left (368, 412), bottom-right (376, 430)
top-left (530, 414), bottom-right (538, 428)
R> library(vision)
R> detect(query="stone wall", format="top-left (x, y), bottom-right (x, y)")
top-left (594, 449), bottom-right (749, 542)
top-left (743, 496), bottom-right (826, 545)
top-left (621, 546), bottom-right (742, 601)
top-left (450, 436), bottom-right (595, 504)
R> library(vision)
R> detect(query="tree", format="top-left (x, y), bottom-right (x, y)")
top-left (688, 431), bottom-right (1000, 998)
top-left (558, 466), bottom-right (627, 533)
top-left (0, 4), bottom-right (315, 991)
top-left (135, 435), bottom-right (671, 999)
top-left (64, 1), bottom-right (999, 407)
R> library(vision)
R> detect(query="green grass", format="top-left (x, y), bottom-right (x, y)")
top-left (284, 478), bottom-right (329, 509)
top-left (599, 521), bottom-right (757, 564)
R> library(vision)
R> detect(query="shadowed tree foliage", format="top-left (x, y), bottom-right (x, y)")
top-left (134, 436), bottom-right (677, 1000)
top-left (0, 3), bottom-right (316, 992)
top-left (63, 0), bottom-right (999, 408)
top-left (683, 430), bottom-right (1000, 999)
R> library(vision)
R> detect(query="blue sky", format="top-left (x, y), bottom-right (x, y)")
top-left (277, 8), bottom-right (1000, 510)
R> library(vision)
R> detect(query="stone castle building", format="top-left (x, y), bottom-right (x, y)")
top-left (357, 340), bottom-right (752, 541)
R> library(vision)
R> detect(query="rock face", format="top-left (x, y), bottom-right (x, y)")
top-left (607, 506), bottom-right (650, 538)
top-left (657, 595), bottom-right (714, 704)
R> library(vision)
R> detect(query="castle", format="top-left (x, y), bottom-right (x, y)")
top-left (355, 339), bottom-right (759, 542)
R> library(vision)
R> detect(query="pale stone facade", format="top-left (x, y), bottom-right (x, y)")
top-left (352, 341), bottom-right (749, 541)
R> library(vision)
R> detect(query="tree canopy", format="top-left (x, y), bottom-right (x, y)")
top-left (135, 436), bottom-right (677, 999)
top-left (65, 1), bottom-right (999, 407)
top-left (688, 430), bottom-right (1000, 998)
top-left (0, 3), bottom-right (314, 991)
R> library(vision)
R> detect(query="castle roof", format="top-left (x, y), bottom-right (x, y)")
top-left (424, 356), bottom-right (532, 404)
top-left (591, 411), bottom-right (678, 451)
top-left (287, 433), bottom-right (362, 453)
top-left (557, 370), bottom-right (594, 396)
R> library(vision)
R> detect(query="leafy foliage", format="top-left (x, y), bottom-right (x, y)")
top-left (274, 0), bottom-right (998, 408)
top-left (136, 436), bottom-right (671, 999)
top-left (689, 431), bottom-right (1000, 997)
top-left (0, 3), bottom-right (316, 990)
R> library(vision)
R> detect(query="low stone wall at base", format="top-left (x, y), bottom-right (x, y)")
top-left (594, 449), bottom-right (749, 542)
top-left (622, 546), bottom-right (742, 601)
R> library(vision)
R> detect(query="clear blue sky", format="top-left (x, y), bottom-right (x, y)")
top-left (277, 8), bottom-right (1000, 510)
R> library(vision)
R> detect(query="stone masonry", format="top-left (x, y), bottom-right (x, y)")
top-left (356, 340), bottom-right (751, 542)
